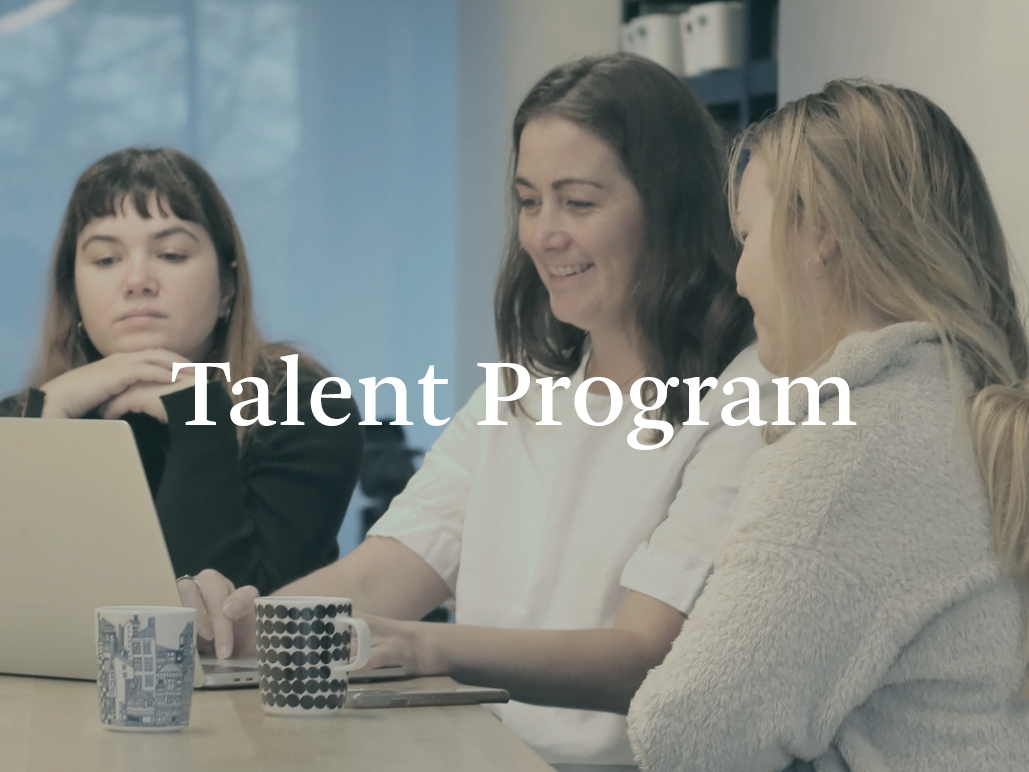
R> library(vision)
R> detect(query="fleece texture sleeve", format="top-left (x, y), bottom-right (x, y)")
top-left (627, 354), bottom-right (1028, 772)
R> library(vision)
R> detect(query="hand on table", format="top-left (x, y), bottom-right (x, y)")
top-left (177, 569), bottom-right (259, 659)
top-left (360, 613), bottom-right (447, 676)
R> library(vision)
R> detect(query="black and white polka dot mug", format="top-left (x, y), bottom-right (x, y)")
top-left (253, 596), bottom-right (371, 716)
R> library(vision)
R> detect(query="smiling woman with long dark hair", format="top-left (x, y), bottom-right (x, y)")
top-left (0, 147), bottom-right (363, 598)
top-left (180, 54), bottom-right (768, 767)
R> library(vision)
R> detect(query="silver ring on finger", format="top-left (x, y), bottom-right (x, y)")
top-left (176, 574), bottom-right (204, 598)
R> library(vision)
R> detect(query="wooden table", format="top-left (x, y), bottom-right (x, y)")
top-left (0, 675), bottom-right (555, 771)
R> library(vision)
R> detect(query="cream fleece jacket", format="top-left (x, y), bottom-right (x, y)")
top-left (627, 322), bottom-right (1029, 771)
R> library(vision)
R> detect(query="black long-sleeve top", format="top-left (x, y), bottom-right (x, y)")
top-left (0, 380), bottom-right (363, 595)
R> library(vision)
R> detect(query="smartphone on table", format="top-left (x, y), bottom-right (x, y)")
top-left (349, 685), bottom-right (509, 709)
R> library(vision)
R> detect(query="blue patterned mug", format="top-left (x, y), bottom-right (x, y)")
top-left (94, 606), bottom-right (197, 731)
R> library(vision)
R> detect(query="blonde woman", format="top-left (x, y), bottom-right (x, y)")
top-left (0, 148), bottom-right (363, 597)
top-left (628, 81), bottom-right (1029, 770)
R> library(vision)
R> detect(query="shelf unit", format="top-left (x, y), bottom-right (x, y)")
top-left (622, 0), bottom-right (779, 134)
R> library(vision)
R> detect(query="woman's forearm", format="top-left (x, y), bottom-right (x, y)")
top-left (418, 623), bottom-right (671, 714)
top-left (277, 537), bottom-right (452, 621)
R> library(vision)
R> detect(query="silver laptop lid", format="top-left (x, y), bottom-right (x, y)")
top-left (0, 418), bottom-right (195, 684)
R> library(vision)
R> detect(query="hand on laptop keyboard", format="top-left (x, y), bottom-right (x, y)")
top-left (177, 569), bottom-right (259, 659)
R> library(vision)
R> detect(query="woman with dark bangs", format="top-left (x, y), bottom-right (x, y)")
top-left (0, 147), bottom-right (363, 598)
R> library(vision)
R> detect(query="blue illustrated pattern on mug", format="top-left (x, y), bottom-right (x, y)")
top-left (96, 614), bottom-right (195, 728)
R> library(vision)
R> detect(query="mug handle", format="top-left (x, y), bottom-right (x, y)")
top-left (329, 617), bottom-right (371, 676)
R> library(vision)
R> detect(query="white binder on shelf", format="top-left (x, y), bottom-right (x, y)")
top-left (680, 2), bottom-right (744, 77)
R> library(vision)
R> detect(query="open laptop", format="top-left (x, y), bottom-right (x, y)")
top-left (0, 417), bottom-right (405, 689)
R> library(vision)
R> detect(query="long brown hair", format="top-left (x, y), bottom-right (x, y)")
top-left (495, 53), bottom-right (753, 424)
top-left (732, 80), bottom-right (1029, 685)
top-left (27, 147), bottom-right (323, 424)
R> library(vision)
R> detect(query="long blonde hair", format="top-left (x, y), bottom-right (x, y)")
top-left (27, 148), bottom-right (324, 433)
top-left (731, 80), bottom-right (1029, 676)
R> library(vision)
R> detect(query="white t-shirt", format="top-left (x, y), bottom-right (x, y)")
top-left (368, 345), bottom-right (770, 765)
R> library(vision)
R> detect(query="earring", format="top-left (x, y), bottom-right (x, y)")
top-left (76, 321), bottom-right (85, 336)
